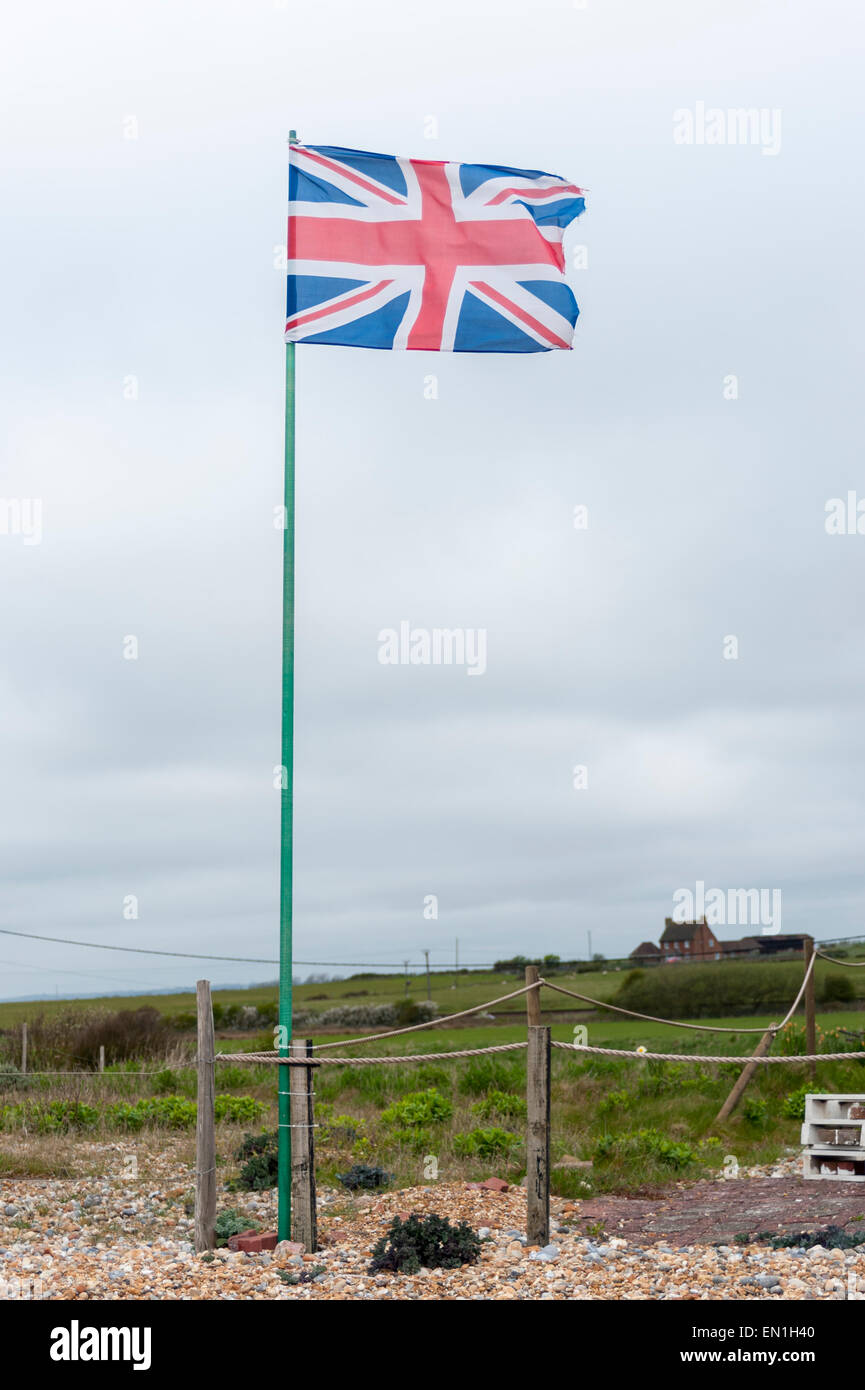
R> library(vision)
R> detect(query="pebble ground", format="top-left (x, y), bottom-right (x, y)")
top-left (2, 1146), bottom-right (863, 1301)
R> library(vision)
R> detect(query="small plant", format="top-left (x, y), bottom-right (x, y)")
top-left (742, 1096), bottom-right (770, 1129)
top-left (592, 1127), bottom-right (699, 1171)
top-left (1, 1099), bottom-right (99, 1133)
top-left (214, 1094), bottom-right (267, 1125)
top-left (597, 1088), bottom-right (632, 1116)
top-left (381, 1088), bottom-right (453, 1128)
top-left (453, 1126), bottom-right (516, 1159)
top-left (389, 1125), bottom-right (433, 1153)
top-left (232, 1131), bottom-right (278, 1191)
top-left (214, 1208), bottom-right (258, 1248)
top-left (336, 1163), bottom-right (393, 1191)
top-left (470, 1090), bottom-right (527, 1122)
top-left (368, 1213), bottom-right (481, 1275)
top-left (781, 1085), bottom-right (809, 1121)
top-left (737, 1225), bottom-right (862, 1251)
top-left (318, 1103), bottom-right (366, 1145)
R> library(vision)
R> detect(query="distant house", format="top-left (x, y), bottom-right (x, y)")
top-left (629, 923), bottom-right (813, 966)
top-left (659, 917), bottom-right (720, 961)
top-left (754, 933), bottom-right (809, 956)
top-left (630, 941), bottom-right (660, 963)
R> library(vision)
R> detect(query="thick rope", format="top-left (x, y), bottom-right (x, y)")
top-left (816, 949), bottom-right (865, 967)
top-left (310, 980), bottom-right (540, 1050)
top-left (215, 1036), bottom-right (865, 1067)
top-left (217, 1041), bottom-right (529, 1066)
top-left (540, 979), bottom-right (774, 1033)
top-left (553, 1041), bottom-right (865, 1064)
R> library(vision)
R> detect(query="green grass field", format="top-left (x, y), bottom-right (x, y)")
top-left (2, 950), bottom-right (862, 1030)
top-left (3, 958), bottom-right (863, 1200)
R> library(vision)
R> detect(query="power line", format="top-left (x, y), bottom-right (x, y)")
top-left (0, 927), bottom-right (495, 968)
top-left (1, 925), bottom-right (860, 971)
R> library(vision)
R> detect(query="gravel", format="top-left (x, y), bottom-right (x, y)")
top-left (2, 1147), bottom-right (863, 1301)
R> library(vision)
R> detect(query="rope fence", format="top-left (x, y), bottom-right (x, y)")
top-left (186, 957), bottom-right (865, 1253)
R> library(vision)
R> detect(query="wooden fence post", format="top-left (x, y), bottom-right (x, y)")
top-left (194, 980), bottom-right (216, 1253)
top-left (526, 1025), bottom-right (550, 1246)
top-left (525, 965), bottom-right (541, 1028)
top-left (290, 1037), bottom-right (317, 1251)
top-left (803, 937), bottom-right (817, 1083)
top-left (20, 1022), bottom-right (27, 1075)
top-left (714, 1028), bottom-right (775, 1124)
top-left (98, 1045), bottom-right (105, 1075)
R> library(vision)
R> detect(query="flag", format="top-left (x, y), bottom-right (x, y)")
top-left (285, 143), bottom-right (586, 353)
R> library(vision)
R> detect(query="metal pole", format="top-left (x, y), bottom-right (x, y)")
top-left (278, 130), bottom-right (298, 1243)
top-left (194, 980), bottom-right (216, 1251)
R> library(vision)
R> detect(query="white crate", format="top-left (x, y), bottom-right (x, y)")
top-left (803, 1094), bottom-right (865, 1125)
top-left (800, 1119), bottom-right (865, 1148)
top-left (802, 1146), bottom-right (865, 1181)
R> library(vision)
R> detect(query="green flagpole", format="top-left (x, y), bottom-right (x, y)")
top-left (278, 129), bottom-right (297, 1242)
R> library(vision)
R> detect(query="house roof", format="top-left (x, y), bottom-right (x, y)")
top-left (630, 941), bottom-right (659, 957)
top-left (661, 917), bottom-right (707, 943)
top-left (720, 937), bottom-right (760, 953)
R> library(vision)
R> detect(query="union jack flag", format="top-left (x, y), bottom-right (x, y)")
top-left (285, 143), bottom-right (586, 353)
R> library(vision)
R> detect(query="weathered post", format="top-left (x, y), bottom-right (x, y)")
top-left (290, 1037), bottom-right (317, 1251)
top-left (526, 1025), bottom-right (551, 1246)
top-left (98, 1044), bottom-right (105, 1075)
top-left (803, 937), bottom-right (817, 1083)
top-left (525, 964), bottom-right (541, 1028)
top-left (194, 980), bottom-right (216, 1252)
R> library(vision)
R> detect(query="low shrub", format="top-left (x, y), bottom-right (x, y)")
top-left (1, 1099), bottom-right (99, 1133)
top-left (470, 1090), bottom-right (527, 1122)
top-left (106, 1096), bottom-right (197, 1129)
top-left (597, 1088), bottom-right (632, 1116)
top-left (337, 1164), bottom-right (393, 1191)
top-left (318, 1106), bottom-right (366, 1146)
top-left (613, 960), bottom-right (855, 1021)
top-left (215, 1209), bottom-right (258, 1247)
top-left (215, 1095), bottom-right (266, 1125)
top-left (389, 1126), bottom-right (433, 1152)
top-left (453, 1126), bottom-right (515, 1159)
top-left (781, 1085), bottom-right (809, 1120)
top-left (11, 1007), bottom-right (172, 1070)
top-left (593, 1127), bottom-right (701, 1172)
top-left (742, 1096), bottom-right (770, 1128)
top-left (380, 1088), bottom-right (452, 1128)
top-left (232, 1131), bottom-right (278, 1191)
top-left (368, 1213), bottom-right (481, 1275)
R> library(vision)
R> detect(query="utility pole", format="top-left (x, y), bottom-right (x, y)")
top-left (423, 949), bottom-right (431, 1000)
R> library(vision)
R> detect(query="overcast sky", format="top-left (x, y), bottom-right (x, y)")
top-left (1, 0), bottom-right (863, 1000)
